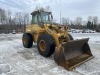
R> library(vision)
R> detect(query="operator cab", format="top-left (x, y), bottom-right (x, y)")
top-left (31, 9), bottom-right (53, 25)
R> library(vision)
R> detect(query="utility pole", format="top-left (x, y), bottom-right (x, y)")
top-left (60, 11), bottom-right (61, 25)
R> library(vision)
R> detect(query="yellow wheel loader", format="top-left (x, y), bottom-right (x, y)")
top-left (22, 9), bottom-right (93, 70)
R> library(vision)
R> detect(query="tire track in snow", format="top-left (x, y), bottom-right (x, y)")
top-left (2, 40), bottom-right (57, 75)
top-left (4, 52), bottom-right (35, 75)
top-left (11, 38), bottom-right (84, 75)
top-left (0, 35), bottom-right (85, 75)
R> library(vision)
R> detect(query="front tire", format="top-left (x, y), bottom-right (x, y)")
top-left (37, 34), bottom-right (55, 57)
top-left (22, 33), bottom-right (33, 48)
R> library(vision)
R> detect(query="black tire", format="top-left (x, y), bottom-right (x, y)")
top-left (22, 33), bottom-right (33, 48)
top-left (37, 34), bottom-right (55, 57)
top-left (68, 34), bottom-right (73, 40)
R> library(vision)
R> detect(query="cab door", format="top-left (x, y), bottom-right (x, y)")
top-left (31, 13), bottom-right (45, 43)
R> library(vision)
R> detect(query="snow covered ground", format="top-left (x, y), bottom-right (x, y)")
top-left (70, 33), bottom-right (100, 43)
top-left (0, 33), bottom-right (100, 75)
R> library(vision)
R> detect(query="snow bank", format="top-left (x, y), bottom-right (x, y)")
top-left (70, 33), bottom-right (100, 43)
top-left (0, 34), bottom-right (22, 41)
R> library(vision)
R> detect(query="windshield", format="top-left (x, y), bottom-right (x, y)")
top-left (31, 12), bottom-right (52, 24)
top-left (41, 12), bottom-right (52, 24)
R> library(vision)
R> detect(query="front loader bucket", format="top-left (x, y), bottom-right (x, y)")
top-left (54, 38), bottom-right (93, 70)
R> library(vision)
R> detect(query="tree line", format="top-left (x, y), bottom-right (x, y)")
top-left (0, 6), bottom-right (51, 33)
top-left (0, 7), bottom-right (30, 33)
top-left (62, 16), bottom-right (100, 32)
top-left (0, 6), bottom-right (100, 33)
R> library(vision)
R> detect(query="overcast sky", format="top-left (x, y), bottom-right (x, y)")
top-left (0, 0), bottom-right (100, 22)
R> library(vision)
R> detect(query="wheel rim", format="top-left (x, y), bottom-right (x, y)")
top-left (39, 40), bottom-right (46, 51)
top-left (23, 37), bottom-right (27, 45)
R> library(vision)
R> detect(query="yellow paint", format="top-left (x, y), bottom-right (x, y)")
top-left (25, 23), bottom-right (69, 52)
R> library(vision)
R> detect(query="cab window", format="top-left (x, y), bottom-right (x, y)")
top-left (32, 15), bottom-right (38, 24)
top-left (41, 12), bottom-right (49, 23)
top-left (38, 15), bottom-right (42, 23)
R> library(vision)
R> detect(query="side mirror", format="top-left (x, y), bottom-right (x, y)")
top-left (51, 15), bottom-right (53, 19)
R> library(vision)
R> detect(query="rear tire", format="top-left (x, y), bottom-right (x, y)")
top-left (22, 33), bottom-right (33, 48)
top-left (68, 34), bottom-right (73, 40)
top-left (37, 34), bottom-right (55, 57)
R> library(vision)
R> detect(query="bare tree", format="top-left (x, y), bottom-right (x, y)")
top-left (23, 13), bottom-right (30, 25)
top-left (93, 16), bottom-right (98, 25)
top-left (88, 16), bottom-right (93, 22)
top-left (62, 17), bottom-right (70, 25)
top-left (35, 6), bottom-right (40, 10)
top-left (0, 8), bottom-right (6, 24)
top-left (62, 17), bottom-right (67, 25)
top-left (82, 21), bottom-right (87, 26)
top-left (66, 18), bottom-right (70, 25)
top-left (46, 5), bottom-right (51, 11)
top-left (75, 17), bottom-right (82, 25)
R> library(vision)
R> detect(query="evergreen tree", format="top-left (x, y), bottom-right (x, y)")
top-left (91, 22), bottom-right (94, 30)
top-left (87, 21), bottom-right (91, 29)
